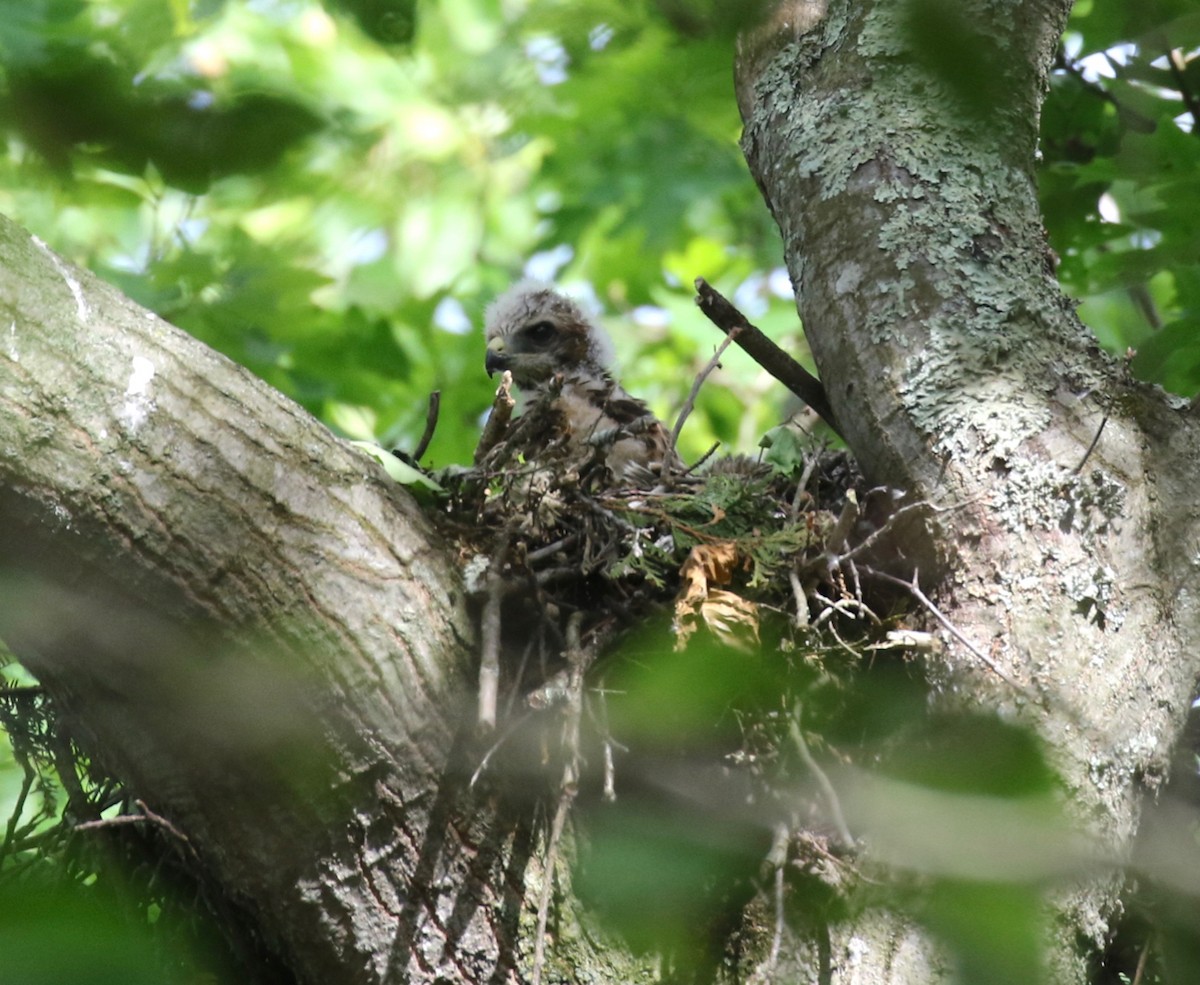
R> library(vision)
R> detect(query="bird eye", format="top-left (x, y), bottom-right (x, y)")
top-left (524, 320), bottom-right (556, 344)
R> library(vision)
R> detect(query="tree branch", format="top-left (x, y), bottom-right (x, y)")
top-left (693, 277), bottom-right (841, 436)
top-left (0, 214), bottom-right (507, 985)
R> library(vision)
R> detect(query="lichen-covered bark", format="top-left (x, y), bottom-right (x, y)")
top-left (737, 0), bottom-right (1200, 981)
top-left (0, 213), bottom-right (536, 984)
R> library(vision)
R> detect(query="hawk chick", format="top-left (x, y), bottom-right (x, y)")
top-left (484, 281), bottom-right (679, 483)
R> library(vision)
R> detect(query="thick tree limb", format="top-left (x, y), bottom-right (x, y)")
top-left (0, 214), bottom-right (535, 985)
top-left (737, 1), bottom-right (1200, 982)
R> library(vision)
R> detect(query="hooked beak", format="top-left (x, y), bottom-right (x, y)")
top-left (485, 338), bottom-right (510, 378)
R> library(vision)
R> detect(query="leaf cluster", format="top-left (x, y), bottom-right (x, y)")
top-left (1040, 0), bottom-right (1200, 396)
top-left (0, 673), bottom-right (252, 984)
top-left (0, 0), bottom-right (806, 474)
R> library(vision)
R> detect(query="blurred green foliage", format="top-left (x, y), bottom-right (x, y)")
top-left (0, 875), bottom-right (191, 985)
top-left (1, 1), bottom-right (1198, 981)
top-left (1042, 0), bottom-right (1200, 394)
top-left (0, 0), bottom-right (1193, 466)
top-left (0, 0), bottom-right (795, 473)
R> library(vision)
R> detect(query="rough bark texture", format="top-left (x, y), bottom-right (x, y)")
top-left (0, 214), bottom-right (558, 984)
top-left (737, 0), bottom-right (1200, 981)
top-left (6, 3), bottom-right (1200, 983)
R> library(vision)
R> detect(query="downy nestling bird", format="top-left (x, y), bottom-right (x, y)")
top-left (484, 280), bottom-right (681, 484)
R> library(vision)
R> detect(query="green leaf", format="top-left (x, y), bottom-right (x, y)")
top-left (349, 441), bottom-right (445, 491)
top-left (759, 423), bottom-right (808, 475)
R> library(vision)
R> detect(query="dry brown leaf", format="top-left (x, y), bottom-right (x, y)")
top-left (699, 589), bottom-right (761, 652)
top-left (673, 543), bottom-right (760, 652)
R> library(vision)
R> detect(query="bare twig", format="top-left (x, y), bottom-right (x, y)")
top-left (810, 591), bottom-right (879, 627)
top-left (470, 710), bottom-right (532, 788)
top-left (478, 570), bottom-right (505, 730)
top-left (860, 565), bottom-right (1039, 701)
top-left (532, 613), bottom-right (590, 985)
top-left (693, 277), bottom-right (841, 436)
top-left (75, 799), bottom-right (192, 845)
top-left (788, 568), bottom-right (810, 627)
top-left (601, 736), bottom-right (616, 803)
top-left (837, 499), bottom-right (922, 565)
top-left (825, 492), bottom-right (860, 553)
top-left (133, 799), bottom-right (192, 844)
top-left (474, 371), bottom-right (516, 465)
top-left (594, 683), bottom-right (617, 803)
top-left (504, 632), bottom-right (540, 719)
top-left (790, 704), bottom-right (853, 846)
top-left (669, 326), bottom-right (743, 458)
top-left (74, 813), bottom-right (149, 833)
top-left (790, 449), bottom-right (820, 516)
top-left (1131, 937), bottom-right (1151, 985)
top-left (526, 535), bottom-right (580, 565)
top-left (0, 763), bottom-right (35, 866)
top-left (678, 441), bottom-right (721, 477)
top-left (1073, 412), bottom-right (1108, 474)
top-left (411, 390), bottom-right (441, 462)
top-left (534, 566), bottom-right (581, 587)
top-left (761, 822), bottom-right (790, 978)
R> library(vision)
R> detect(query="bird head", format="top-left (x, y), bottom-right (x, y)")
top-left (484, 281), bottom-right (614, 388)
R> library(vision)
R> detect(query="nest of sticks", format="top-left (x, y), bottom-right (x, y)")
top-left (422, 279), bottom-right (938, 735)
top-left (409, 279), bottom-right (957, 979)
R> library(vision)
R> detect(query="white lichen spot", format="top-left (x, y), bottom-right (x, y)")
top-left (462, 554), bottom-right (490, 593)
top-left (5, 320), bottom-right (17, 362)
top-left (118, 356), bottom-right (156, 431)
top-left (847, 935), bottom-right (871, 965)
top-left (1062, 564), bottom-right (1121, 630)
top-left (50, 500), bottom-right (72, 529)
top-left (834, 262), bottom-right (863, 295)
top-left (32, 235), bottom-right (89, 323)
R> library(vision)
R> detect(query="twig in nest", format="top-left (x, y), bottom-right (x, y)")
top-left (678, 441), bottom-right (721, 477)
top-left (825, 492), bottom-right (860, 554)
top-left (836, 499), bottom-right (928, 566)
top-left (478, 376), bottom-right (564, 473)
top-left (532, 613), bottom-right (591, 985)
top-left (668, 326), bottom-right (744, 465)
top-left (790, 704), bottom-right (854, 846)
top-left (527, 535), bottom-right (580, 565)
top-left (859, 565), bottom-right (1040, 702)
top-left (693, 277), bottom-right (841, 436)
top-left (470, 710), bottom-right (532, 788)
top-left (411, 390), bottom-right (441, 462)
top-left (504, 632), bottom-right (541, 719)
top-left (810, 590), bottom-right (880, 628)
top-left (585, 679), bottom-right (620, 803)
top-left (478, 569), bottom-right (506, 730)
top-left (474, 371), bottom-right (516, 465)
top-left (790, 449), bottom-right (820, 517)
top-left (788, 569), bottom-right (810, 627)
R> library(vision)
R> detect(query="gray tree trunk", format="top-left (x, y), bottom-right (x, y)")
top-left (737, 0), bottom-right (1200, 981)
top-left (3, 1), bottom-right (1200, 983)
